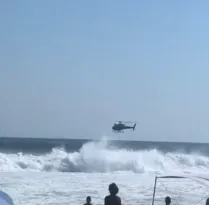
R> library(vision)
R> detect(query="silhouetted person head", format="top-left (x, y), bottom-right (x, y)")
top-left (104, 183), bottom-right (121, 205)
top-left (84, 196), bottom-right (92, 205)
top-left (86, 196), bottom-right (91, 203)
top-left (165, 196), bottom-right (171, 205)
top-left (108, 183), bottom-right (119, 196)
top-left (206, 198), bottom-right (209, 205)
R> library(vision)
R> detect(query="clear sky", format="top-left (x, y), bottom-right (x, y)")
top-left (0, 1), bottom-right (209, 142)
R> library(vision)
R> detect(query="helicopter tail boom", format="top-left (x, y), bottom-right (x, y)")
top-left (133, 123), bottom-right (136, 130)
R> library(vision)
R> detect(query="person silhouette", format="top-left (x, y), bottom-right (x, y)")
top-left (104, 183), bottom-right (121, 205)
top-left (165, 196), bottom-right (171, 205)
top-left (84, 196), bottom-right (92, 205)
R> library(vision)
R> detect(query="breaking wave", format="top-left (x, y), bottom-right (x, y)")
top-left (0, 138), bottom-right (209, 174)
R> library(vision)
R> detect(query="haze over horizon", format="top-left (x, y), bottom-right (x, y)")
top-left (0, 1), bottom-right (209, 142)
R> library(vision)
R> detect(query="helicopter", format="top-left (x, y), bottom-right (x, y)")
top-left (112, 121), bottom-right (136, 133)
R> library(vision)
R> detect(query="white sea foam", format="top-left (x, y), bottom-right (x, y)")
top-left (1, 138), bottom-right (209, 205)
top-left (0, 138), bottom-right (209, 175)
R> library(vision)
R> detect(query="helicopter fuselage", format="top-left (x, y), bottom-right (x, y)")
top-left (112, 123), bottom-right (136, 132)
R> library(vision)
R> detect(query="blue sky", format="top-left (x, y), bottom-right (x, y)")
top-left (0, 1), bottom-right (209, 142)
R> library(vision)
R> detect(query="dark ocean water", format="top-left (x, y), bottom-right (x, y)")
top-left (0, 137), bottom-right (209, 155)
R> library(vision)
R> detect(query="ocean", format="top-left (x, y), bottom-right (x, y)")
top-left (1, 137), bottom-right (209, 205)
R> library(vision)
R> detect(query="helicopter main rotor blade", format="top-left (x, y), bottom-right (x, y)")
top-left (114, 120), bottom-right (137, 124)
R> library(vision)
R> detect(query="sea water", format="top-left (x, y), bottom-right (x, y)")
top-left (0, 137), bottom-right (209, 205)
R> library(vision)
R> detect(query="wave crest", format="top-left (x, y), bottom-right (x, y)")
top-left (0, 139), bottom-right (209, 173)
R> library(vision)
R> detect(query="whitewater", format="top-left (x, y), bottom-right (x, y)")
top-left (1, 138), bottom-right (209, 205)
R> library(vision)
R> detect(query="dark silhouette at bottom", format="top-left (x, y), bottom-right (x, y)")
top-left (104, 183), bottom-right (121, 205)
top-left (165, 196), bottom-right (171, 205)
top-left (84, 196), bottom-right (92, 205)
